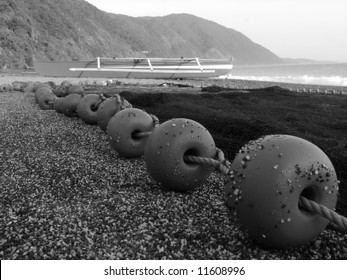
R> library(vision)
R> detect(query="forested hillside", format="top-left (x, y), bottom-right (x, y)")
top-left (0, 0), bottom-right (282, 69)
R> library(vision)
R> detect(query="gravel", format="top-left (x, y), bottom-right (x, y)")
top-left (0, 88), bottom-right (346, 260)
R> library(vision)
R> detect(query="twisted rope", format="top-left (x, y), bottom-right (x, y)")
top-left (89, 94), bottom-right (108, 111)
top-left (134, 131), bottom-right (152, 138)
top-left (299, 196), bottom-right (347, 233)
top-left (92, 95), bottom-right (105, 110)
top-left (99, 94), bottom-right (107, 101)
top-left (150, 114), bottom-right (160, 128)
top-left (184, 148), bottom-right (232, 175)
top-left (115, 94), bottom-right (122, 105)
top-left (114, 94), bottom-right (127, 109)
top-left (185, 153), bottom-right (347, 234)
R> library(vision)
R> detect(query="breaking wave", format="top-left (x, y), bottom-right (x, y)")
top-left (225, 74), bottom-right (347, 87)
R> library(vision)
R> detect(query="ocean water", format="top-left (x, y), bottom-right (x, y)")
top-left (226, 62), bottom-right (347, 87)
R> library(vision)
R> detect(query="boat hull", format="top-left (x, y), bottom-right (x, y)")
top-left (33, 58), bottom-right (233, 79)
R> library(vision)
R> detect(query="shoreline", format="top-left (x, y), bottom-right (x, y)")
top-left (1, 74), bottom-right (346, 94)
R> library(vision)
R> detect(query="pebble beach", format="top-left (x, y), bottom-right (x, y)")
top-left (1, 74), bottom-right (347, 260)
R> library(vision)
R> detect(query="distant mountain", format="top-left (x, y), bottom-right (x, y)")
top-left (0, 0), bottom-right (283, 70)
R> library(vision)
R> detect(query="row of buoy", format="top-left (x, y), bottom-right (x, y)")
top-left (2, 79), bottom-right (346, 95)
top-left (0, 79), bottom-right (120, 94)
top-left (0, 81), bottom-right (35, 92)
top-left (16, 80), bottom-right (347, 249)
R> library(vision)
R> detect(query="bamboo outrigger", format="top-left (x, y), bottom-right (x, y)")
top-left (34, 57), bottom-right (233, 79)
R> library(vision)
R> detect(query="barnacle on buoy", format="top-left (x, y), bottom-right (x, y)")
top-left (144, 118), bottom-right (216, 192)
top-left (224, 134), bottom-right (339, 249)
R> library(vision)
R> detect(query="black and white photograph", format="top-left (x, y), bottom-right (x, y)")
top-left (1, 0), bottom-right (346, 278)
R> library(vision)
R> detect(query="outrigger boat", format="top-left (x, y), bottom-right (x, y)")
top-left (33, 57), bottom-right (233, 79)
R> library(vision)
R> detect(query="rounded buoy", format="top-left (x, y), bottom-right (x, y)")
top-left (67, 84), bottom-right (84, 96)
top-left (35, 83), bottom-right (51, 91)
top-left (53, 86), bottom-right (68, 98)
top-left (35, 87), bottom-right (53, 103)
top-left (12, 81), bottom-right (26, 91)
top-left (97, 95), bottom-right (132, 131)
top-left (35, 85), bottom-right (52, 92)
top-left (61, 94), bottom-right (82, 117)
top-left (106, 108), bottom-right (154, 158)
top-left (37, 91), bottom-right (57, 110)
top-left (144, 118), bottom-right (216, 192)
top-left (54, 98), bottom-right (64, 114)
top-left (77, 94), bottom-right (104, 124)
top-left (224, 135), bottom-right (339, 249)
top-left (0, 84), bottom-right (13, 92)
top-left (61, 80), bottom-right (72, 88)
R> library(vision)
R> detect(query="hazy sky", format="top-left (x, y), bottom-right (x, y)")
top-left (84, 0), bottom-right (347, 62)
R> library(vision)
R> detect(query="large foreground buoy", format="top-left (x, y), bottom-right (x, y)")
top-left (77, 94), bottom-right (105, 124)
top-left (224, 135), bottom-right (339, 249)
top-left (144, 118), bottom-right (216, 192)
top-left (106, 108), bottom-right (155, 158)
top-left (97, 95), bottom-right (132, 131)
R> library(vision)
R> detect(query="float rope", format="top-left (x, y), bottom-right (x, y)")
top-left (299, 196), bottom-right (347, 233)
top-left (115, 94), bottom-right (128, 110)
top-left (184, 149), bottom-right (232, 175)
top-left (91, 94), bottom-right (107, 110)
top-left (185, 153), bottom-right (347, 234)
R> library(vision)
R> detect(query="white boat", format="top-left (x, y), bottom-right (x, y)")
top-left (33, 57), bottom-right (233, 79)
